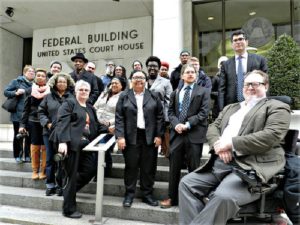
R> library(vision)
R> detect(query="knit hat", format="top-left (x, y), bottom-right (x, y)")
top-left (160, 61), bottom-right (169, 70)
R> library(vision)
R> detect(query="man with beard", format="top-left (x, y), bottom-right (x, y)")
top-left (69, 53), bottom-right (99, 105)
top-left (145, 56), bottom-right (173, 156)
top-left (178, 70), bottom-right (290, 225)
top-left (101, 61), bottom-right (115, 89)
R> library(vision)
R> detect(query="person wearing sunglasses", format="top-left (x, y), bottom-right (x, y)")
top-left (218, 30), bottom-right (268, 113)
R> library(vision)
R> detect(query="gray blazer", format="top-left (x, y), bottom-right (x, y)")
top-left (149, 75), bottom-right (173, 122)
top-left (202, 98), bottom-right (291, 183)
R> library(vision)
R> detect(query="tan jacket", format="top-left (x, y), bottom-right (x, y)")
top-left (201, 98), bottom-right (291, 183)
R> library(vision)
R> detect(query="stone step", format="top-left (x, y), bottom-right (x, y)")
top-left (0, 142), bottom-right (13, 158)
top-left (0, 205), bottom-right (163, 225)
top-left (0, 185), bottom-right (179, 224)
top-left (0, 158), bottom-right (193, 182)
top-left (0, 170), bottom-right (169, 199)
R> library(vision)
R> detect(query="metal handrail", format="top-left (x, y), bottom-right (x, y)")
top-left (83, 133), bottom-right (116, 224)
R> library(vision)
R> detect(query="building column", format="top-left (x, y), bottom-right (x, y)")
top-left (153, 0), bottom-right (192, 70)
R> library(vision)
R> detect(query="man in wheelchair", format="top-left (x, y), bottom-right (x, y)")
top-left (178, 70), bottom-right (291, 225)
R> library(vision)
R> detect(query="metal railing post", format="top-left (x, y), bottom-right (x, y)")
top-left (83, 134), bottom-right (116, 225)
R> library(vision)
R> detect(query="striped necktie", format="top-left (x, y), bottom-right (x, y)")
top-left (237, 56), bottom-right (245, 102)
top-left (179, 86), bottom-right (191, 123)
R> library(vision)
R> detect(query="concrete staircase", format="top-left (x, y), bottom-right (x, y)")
top-left (0, 124), bottom-right (210, 225)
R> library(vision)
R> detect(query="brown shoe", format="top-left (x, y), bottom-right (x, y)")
top-left (160, 198), bottom-right (172, 209)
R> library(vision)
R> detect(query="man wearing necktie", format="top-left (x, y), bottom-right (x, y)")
top-left (160, 64), bottom-right (211, 208)
top-left (218, 30), bottom-right (268, 112)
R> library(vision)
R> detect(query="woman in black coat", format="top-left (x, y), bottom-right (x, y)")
top-left (115, 70), bottom-right (164, 208)
top-left (4, 65), bottom-right (35, 163)
top-left (38, 72), bottom-right (75, 196)
top-left (53, 80), bottom-right (108, 219)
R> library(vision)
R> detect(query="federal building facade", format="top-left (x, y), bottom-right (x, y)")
top-left (1, 0), bottom-right (299, 123)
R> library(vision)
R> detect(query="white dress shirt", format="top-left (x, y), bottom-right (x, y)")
top-left (134, 90), bottom-right (145, 129)
top-left (220, 97), bottom-right (265, 147)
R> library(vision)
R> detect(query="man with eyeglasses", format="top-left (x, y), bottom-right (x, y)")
top-left (178, 70), bottom-right (290, 225)
top-left (170, 50), bottom-right (191, 90)
top-left (218, 30), bottom-right (268, 113)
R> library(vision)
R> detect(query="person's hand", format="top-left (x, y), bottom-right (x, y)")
top-left (117, 137), bottom-right (126, 151)
top-left (47, 123), bottom-right (52, 130)
top-left (213, 139), bottom-right (232, 154)
top-left (108, 126), bottom-right (115, 134)
top-left (15, 89), bottom-right (25, 96)
top-left (175, 124), bottom-right (184, 134)
top-left (154, 137), bottom-right (162, 147)
top-left (58, 143), bottom-right (68, 156)
top-left (18, 127), bottom-right (27, 134)
top-left (218, 150), bottom-right (232, 164)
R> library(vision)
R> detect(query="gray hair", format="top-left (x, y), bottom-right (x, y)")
top-left (74, 80), bottom-right (91, 93)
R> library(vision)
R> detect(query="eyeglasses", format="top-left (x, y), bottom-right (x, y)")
top-left (232, 37), bottom-right (245, 42)
top-left (132, 76), bottom-right (146, 80)
top-left (243, 82), bottom-right (265, 88)
top-left (88, 66), bottom-right (95, 70)
top-left (78, 88), bottom-right (90, 92)
top-left (147, 64), bottom-right (159, 68)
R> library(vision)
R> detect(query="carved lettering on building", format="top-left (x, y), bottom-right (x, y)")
top-left (36, 30), bottom-right (144, 58)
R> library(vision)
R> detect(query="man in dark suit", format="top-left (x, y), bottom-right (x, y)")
top-left (178, 70), bottom-right (291, 225)
top-left (85, 62), bottom-right (104, 96)
top-left (170, 50), bottom-right (191, 90)
top-left (218, 30), bottom-right (268, 112)
top-left (160, 64), bottom-right (210, 208)
top-left (69, 53), bottom-right (100, 105)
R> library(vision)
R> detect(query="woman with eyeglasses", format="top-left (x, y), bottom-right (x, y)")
top-left (115, 70), bottom-right (164, 208)
top-left (52, 80), bottom-right (108, 218)
top-left (38, 72), bottom-right (75, 196)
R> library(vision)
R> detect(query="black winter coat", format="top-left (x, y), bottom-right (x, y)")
top-left (38, 89), bottom-right (74, 136)
top-left (70, 70), bottom-right (99, 105)
top-left (50, 98), bottom-right (108, 152)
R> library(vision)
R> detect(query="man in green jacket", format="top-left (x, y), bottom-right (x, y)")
top-left (178, 70), bottom-right (291, 225)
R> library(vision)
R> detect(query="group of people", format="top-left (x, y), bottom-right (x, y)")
top-left (3, 29), bottom-right (291, 224)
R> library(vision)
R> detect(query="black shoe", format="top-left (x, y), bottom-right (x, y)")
top-left (56, 187), bottom-right (63, 196)
top-left (123, 196), bottom-right (133, 207)
top-left (45, 188), bottom-right (56, 196)
top-left (63, 211), bottom-right (82, 219)
top-left (142, 195), bottom-right (158, 206)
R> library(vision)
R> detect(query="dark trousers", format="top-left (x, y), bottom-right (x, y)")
top-left (123, 129), bottom-right (158, 198)
top-left (62, 150), bottom-right (97, 214)
top-left (168, 134), bottom-right (203, 205)
top-left (13, 121), bottom-right (30, 158)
